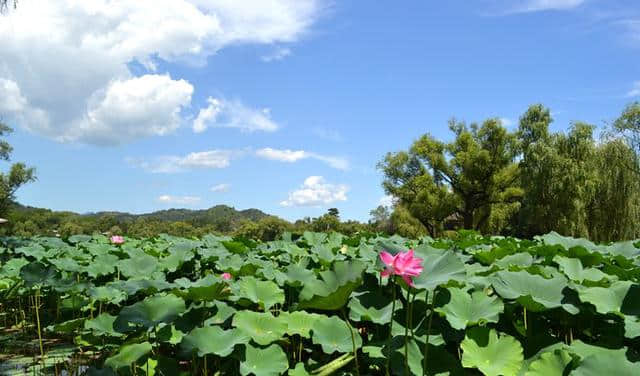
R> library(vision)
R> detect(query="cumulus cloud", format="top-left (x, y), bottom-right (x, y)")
top-left (0, 0), bottom-right (324, 144)
top-left (261, 47), bottom-right (292, 62)
top-left (157, 195), bottom-right (201, 205)
top-left (280, 176), bottom-right (348, 207)
top-left (193, 97), bottom-right (279, 133)
top-left (627, 81), bottom-right (640, 97)
top-left (211, 183), bottom-right (231, 193)
top-left (256, 147), bottom-right (349, 170)
top-left (127, 150), bottom-right (238, 173)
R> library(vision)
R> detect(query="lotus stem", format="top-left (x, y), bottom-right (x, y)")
top-left (34, 288), bottom-right (45, 366)
top-left (313, 353), bottom-right (354, 376)
top-left (386, 280), bottom-right (396, 376)
top-left (404, 289), bottom-right (412, 375)
top-left (422, 289), bottom-right (436, 376)
top-left (342, 308), bottom-right (360, 376)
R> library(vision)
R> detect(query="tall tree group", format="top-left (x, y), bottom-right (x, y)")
top-left (379, 103), bottom-right (640, 242)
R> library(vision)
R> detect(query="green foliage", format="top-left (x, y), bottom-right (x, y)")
top-left (379, 117), bottom-right (522, 236)
top-left (0, 122), bottom-right (36, 217)
top-left (1, 231), bottom-right (639, 375)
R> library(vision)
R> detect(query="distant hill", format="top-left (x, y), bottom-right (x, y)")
top-left (10, 203), bottom-right (272, 225)
top-left (85, 205), bottom-right (270, 224)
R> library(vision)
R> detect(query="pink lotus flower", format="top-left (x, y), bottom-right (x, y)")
top-left (221, 272), bottom-right (232, 280)
top-left (110, 235), bottom-right (124, 245)
top-left (380, 249), bottom-right (424, 287)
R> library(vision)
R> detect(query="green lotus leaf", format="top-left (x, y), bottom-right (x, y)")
top-left (232, 276), bottom-right (284, 310)
top-left (575, 281), bottom-right (634, 315)
top-left (85, 313), bottom-right (122, 337)
top-left (524, 350), bottom-right (572, 376)
top-left (240, 343), bottom-right (289, 376)
top-left (570, 352), bottom-right (640, 376)
top-left (232, 311), bottom-right (287, 345)
top-left (50, 257), bottom-right (82, 273)
top-left (435, 288), bottom-right (504, 330)
top-left (568, 340), bottom-right (627, 360)
top-left (68, 234), bottom-right (93, 244)
top-left (156, 324), bottom-right (185, 345)
top-left (114, 294), bottom-right (186, 333)
top-left (89, 286), bottom-right (126, 304)
top-left (603, 241), bottom-right (640, 259)
top-left (288, 363), bottom-right (310, 376)
top-left (624, 315), bottom-right (640, 339)
top-left (105, 342), bottom-right (152, 370)
top-left (181, 326), bottom-right (249, 357)
top-left (347, 291), bottom-right (394, 324)
top-left (494, 253), bottom-right (534, 269)
top-left (311, 315), bottom-right (362, 354)
top-left (117, 253), bottom-right (159, 278)
top-left (411, 251), bottom-right (466, 291)
top-left (298, 260), bottom-right (365, 310)
top-left (303, 231), bottom-right (328, 247)
top-left (285, 264), bottom-right (316, 287)
top-left (172, 275), bottom-right (227, 301)
top-left (87, 254), bottom-right (119, 278)
top-left (0, 257), bottom-right (29, 278)
top-left (279, 311), bottom-right (323, 338)
top-left (20, 261), bottom-right (59, 287)
top-left (553, 256), bottom-right (610, 284)
top-left (159, 244), bottom-right (194, 272)
top-left (108, 279), bottom-right (173, 296)
top-left (490, 270), bottom-right (569, 312)
top-left (203, 301), bottom-right (237, 326)
top-left (537, 232), bottom-right (598, 252)
top-left (15, 244), bottom-right (48, 260)
top-left (46, 318), bottom-right (85, 334)
top-left (461, 328), bottom-right (523, 376)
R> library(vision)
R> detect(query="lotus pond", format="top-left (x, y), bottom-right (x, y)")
top-left (1, 231), bottom-right (639, 375)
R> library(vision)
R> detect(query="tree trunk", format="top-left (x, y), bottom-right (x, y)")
top-left (463, 211), bottom-right (474, 229)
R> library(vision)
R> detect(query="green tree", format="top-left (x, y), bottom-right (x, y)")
top-left (379, 118), bottom-right (521, 236)
top-left (517, 105), bottom-right (598, 238)
top-left (588, 138), bottom-right (640, 242)
top-left (327, 207), bottom-right (340, 218)
top-left (0, 123), bottom-right (36, 216)
top-left (369, 205), bottom-right (392, 233)
top-left (611, 102), bottom-right (640, 174)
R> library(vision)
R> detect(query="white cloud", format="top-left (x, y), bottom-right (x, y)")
top-left (511, 0), bottom-right (585, 13)
top-left (74, 74), bottom-right (192, 145)
top-left (211, 183), bottom-right (231, 193)
top-left (157, 195), bottom-right (201, 205)
top-left (627, 81), bottom-right (640, 97)
top-left (261, 47), bottom-right (292, 62)
top-left (499, 117), bottom-right (514, 127)
top-left (280, 176), bottom-right (348, 207)
top-left (256, 147), bottom-right (349, 170)
top-left (193, 97), bottom-right (279, 133)
top-left (379, 195), bottom-right (396, 207)
top-left (128, 150), bottom-right (237, 173)
top-left (0, 0), bottom-right (324, 144)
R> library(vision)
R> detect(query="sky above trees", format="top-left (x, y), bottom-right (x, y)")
top-left (1, 0), bottom-right (640, 221)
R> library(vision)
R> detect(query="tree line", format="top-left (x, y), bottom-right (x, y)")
top-left (377, 103), bottom-right (640, 242)
top-left (2, 103), bottom-right (640, 242)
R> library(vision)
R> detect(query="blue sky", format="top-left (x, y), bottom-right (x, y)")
top-left (2, 0), bottom-right (640, 221)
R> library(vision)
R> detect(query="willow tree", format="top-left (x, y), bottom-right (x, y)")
top-left (379, 118), bottom-right (521, 236)
top-left (517, 105), bottom-right (598, 238)
top-left (612, 102), bottom-right (640, 174)
top-left (588, 139), bottom-right (640, 242)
